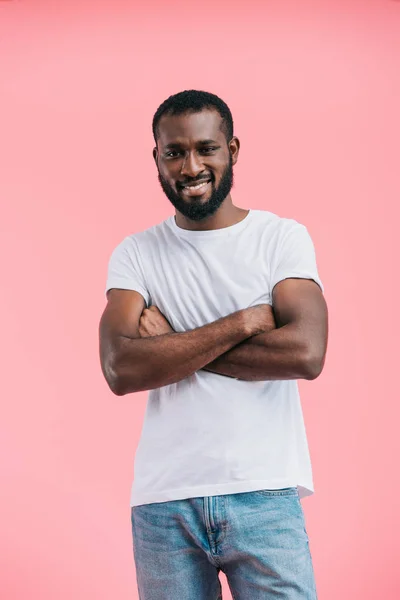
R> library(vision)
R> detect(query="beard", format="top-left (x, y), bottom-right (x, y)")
top-left (157, 156), bottom-right (234, 222)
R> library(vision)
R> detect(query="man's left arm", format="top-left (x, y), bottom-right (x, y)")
top-left (202, 277), bottom-right (328, 381)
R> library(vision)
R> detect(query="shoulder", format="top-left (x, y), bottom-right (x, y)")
top-left (109, 217), bottom-right (171, 256)
top-left (250, 209), bottom-right (308, 242)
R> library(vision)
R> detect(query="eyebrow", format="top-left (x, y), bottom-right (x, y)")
top-left (163, 139), bottom-right (219, 150)
top-left (198, 139), bottom-right (219, 145)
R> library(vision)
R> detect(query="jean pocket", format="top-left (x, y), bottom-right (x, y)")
top-left (252, 487), bottom-right (299, 497)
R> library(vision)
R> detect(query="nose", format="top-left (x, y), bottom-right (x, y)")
top-left (180, 150), bottom-right (204, 178)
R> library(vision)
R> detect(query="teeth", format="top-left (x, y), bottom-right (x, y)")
top-left (184, 181), bottom-right (209, 190)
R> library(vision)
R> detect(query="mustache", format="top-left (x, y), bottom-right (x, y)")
top-left (177, 175), bottom-right (214, 188)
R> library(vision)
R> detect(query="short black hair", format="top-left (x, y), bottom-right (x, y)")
top-left (152, 89), bottom-right (234, 144)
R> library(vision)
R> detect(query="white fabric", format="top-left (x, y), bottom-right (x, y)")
top-left (105, 209), bottom-right (324, 507)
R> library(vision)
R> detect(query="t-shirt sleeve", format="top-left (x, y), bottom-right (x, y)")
top-left (270, 221), bottom-right (324, 297)
top-left (105, 236), bottom-right (150, 307)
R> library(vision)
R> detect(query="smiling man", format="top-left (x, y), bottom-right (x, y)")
top-left (156, 107), bottom-right (235, 222)
top-left (99, 90), bottom-right (328, 600)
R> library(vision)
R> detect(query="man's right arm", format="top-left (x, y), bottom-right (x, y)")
top-left (99, 289), bottom-right (271, 395)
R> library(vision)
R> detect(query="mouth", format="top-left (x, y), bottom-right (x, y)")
top-left (178, 179), bottom-right (212, 197)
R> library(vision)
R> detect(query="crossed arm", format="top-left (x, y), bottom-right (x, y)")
top-left (100, 277), bottom-right (328, 395)
top-left (203, 278), bottom-right (328, 381)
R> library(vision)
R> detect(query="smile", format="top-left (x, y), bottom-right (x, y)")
top-left (180, 180), bottom-right (211, 197)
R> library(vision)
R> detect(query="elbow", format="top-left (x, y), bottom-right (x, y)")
top-left (302, 350), bottom-right (325, 381)
top-left (109, 380), bottom-right (127, 396)
top-left (105, 367), bottom-right (126, 396)
top-left (111, 372), bottom-right (144, 396)
top-left (108, 374), bottom-right (138, 396)
top-left (104, 363), bottom-right (138, 396)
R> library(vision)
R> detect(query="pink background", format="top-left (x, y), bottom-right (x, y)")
top-left (1, 1), bottom-right (399, 598)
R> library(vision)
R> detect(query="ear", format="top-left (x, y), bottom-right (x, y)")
top-left (229, 136), bottom-right (240, 166)
top-left (153, 147), bottom-right (158, 165)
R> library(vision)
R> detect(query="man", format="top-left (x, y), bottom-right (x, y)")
top-left (99, 90), bottom-right (328, 599)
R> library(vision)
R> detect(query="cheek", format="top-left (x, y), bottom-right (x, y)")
top-left (213, 157), bottom-right (229, 176)
top-left (213, 168), bottom-right (225, 184)
top-left (160, 163), bottom-right (180, 184)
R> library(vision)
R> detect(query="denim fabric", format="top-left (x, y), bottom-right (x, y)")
top-left (131, 487), bottom-right (317, 599)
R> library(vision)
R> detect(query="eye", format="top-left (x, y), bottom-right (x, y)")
top-left (199, 147), bottom-right (218, 154)
top-left (165, 150), bottom-right (180, 158)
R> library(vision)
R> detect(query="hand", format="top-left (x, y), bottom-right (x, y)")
top-left (139, 305), bottom-right (174, 338)
top-left (243, 304), bottom-right (277, 337)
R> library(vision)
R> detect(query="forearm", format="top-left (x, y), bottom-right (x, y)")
top-left (203, 325), bottom-right (321, 381)
top-left (111, 310), bottom-right (253, 394)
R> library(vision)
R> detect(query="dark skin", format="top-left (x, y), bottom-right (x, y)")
top-left (99, 109), bottom-right (328, 394)
top-left (142, 109), bottom-right (328, 381)
top-left (139, 278), bottom-right (327, 381)
top-left (153, 109), bottom-right (248, 230)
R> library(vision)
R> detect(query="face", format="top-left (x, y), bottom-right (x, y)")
top-left (154, 109), bottom-right (239, 221)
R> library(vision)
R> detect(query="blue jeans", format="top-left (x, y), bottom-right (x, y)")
top-left (131, 487), bottom-right (317, 599)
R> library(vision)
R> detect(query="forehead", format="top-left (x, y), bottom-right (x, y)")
top-left (157, 109), bottom-right (225, 147)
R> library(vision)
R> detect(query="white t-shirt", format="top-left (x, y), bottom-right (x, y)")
top-left (105, 209), bottom-right (324, 507)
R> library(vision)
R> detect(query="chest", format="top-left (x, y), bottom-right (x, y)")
top-left (142, 235), bottom-right (273, 332)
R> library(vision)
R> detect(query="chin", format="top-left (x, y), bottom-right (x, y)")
top-left (179, 194), bottom-right (210, 204)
